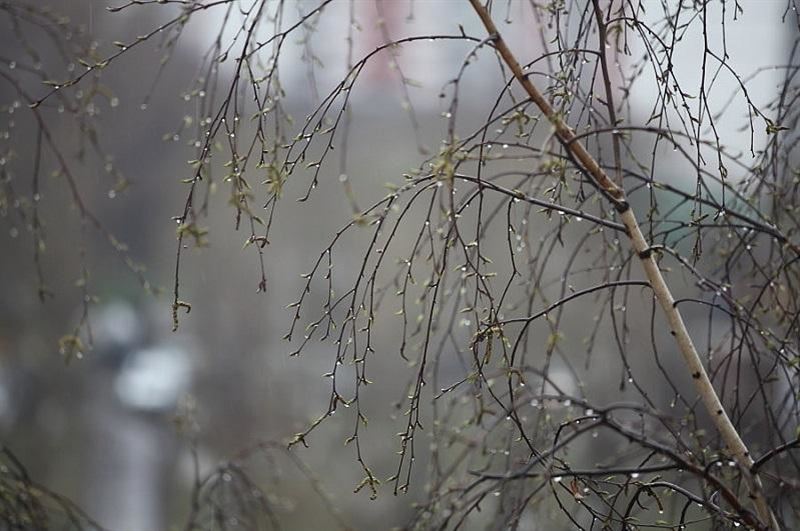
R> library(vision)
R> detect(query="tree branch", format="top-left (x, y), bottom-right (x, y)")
top-left (467, 1), bottom-right (779, 528)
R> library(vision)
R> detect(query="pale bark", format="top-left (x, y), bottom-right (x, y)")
top-left (468, 1), bottom-right (777, 528)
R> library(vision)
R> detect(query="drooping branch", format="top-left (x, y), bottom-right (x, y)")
top-left (467, 1), bottom-right (778, 528)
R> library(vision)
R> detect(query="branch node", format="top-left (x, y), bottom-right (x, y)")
top-left (614, 200), bottom-right (630, 213)
top-left (637, 248), bottom-right (653, 260)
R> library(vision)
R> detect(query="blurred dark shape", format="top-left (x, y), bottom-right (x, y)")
top-left (91, 301), bottom-right (144, 369)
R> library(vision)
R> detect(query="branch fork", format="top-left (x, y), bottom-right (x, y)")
top-left (468, 1), bottom-right (778, 528)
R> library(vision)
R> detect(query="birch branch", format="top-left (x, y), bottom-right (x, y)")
top-left (467, 1), bottom-right (778, 528)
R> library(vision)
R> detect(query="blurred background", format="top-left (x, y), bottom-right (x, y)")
top-left (0, 1), bottom-right (796, 529)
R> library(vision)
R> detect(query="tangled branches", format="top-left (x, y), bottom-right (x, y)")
top-left (1, 0), bottom-right (799, 529)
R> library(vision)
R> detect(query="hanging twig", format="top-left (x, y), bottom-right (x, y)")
top-left (467, 1), bottom-right (778, 528)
